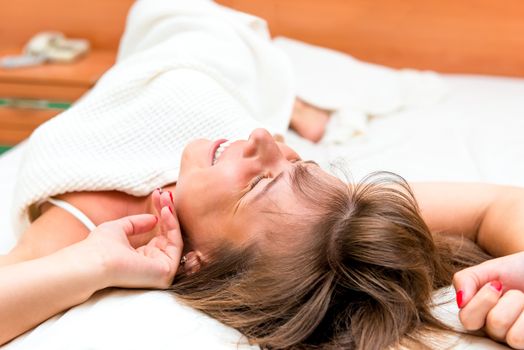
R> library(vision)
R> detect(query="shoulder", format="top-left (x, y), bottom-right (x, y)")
top-left (410, 182), bottom-right (506, 239)
top-left (44, 191), bottom-right (135, 227)
top-left (5, 191), bottom-right (152, 266)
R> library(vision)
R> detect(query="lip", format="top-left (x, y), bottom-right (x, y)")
top-left (209, 139), bottom-right (228, 165)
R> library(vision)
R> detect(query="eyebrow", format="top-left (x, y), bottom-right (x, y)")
top-left (251, 160), bottom-right (319, 204)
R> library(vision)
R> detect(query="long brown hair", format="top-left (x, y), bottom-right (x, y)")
top-left (171, 170), bottom-right (490, 349)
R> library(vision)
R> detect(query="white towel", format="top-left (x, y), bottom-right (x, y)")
top-left (11, 0), bottom-right (295, 236)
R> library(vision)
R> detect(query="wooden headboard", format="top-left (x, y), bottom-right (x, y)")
top-left (1, 0), bottom-right (522, 77)
top-left (217, 0), bottom-right (524, 78)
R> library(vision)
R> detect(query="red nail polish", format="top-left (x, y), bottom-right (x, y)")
top-left (490, 280), bottom-right (502, 292)
top-left (456, 290), bottom-right (464, 308)
top-left (168, 206), bottom-right (173, 214)
top-left (169, 191), bottom-right (174, 203)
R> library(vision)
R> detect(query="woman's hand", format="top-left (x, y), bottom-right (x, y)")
top-left (85, 211), bottom-right (182, 290)
top-left (453, 252), bottom-right (524, 348)
top-left (76, 189), bottom-right (183, 289)
top-left (0, 195), bottom-right (182, 345)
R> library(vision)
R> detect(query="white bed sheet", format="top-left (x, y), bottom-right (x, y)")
top-left (286, 74), bottom-right (524, 188)
top-left (2, 73), bottom-right (523, 349)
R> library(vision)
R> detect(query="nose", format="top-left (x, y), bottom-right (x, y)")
top-left (242, 128), bottom-right (282, 162)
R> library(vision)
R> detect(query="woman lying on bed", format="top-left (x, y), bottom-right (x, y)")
top-left (2, 1), bottom-right (524, 349)
top-left (2, 127), bottom-right (524, 349)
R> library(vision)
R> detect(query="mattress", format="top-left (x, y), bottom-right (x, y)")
top-left (2, 71), bottom-right (522, 349)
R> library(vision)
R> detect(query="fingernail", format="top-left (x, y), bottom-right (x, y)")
top-left (490, 280), bottom-right (503, 292)
top-left (167, 205), bottom-right (173, 214)
top-left (456, 290), bottom-right (464, 308)
top-left (169, 191), bottom-right (174, 203)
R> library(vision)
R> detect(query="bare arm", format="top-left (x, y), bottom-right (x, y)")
top-left (0, 241), bottom-right (103, 345)
top-left (412, 182), bottom-right (524, 257)
top-left (0, 204), bottom-right (90, 267)
top-left (1, 191), bottom-right (147, 267)
top-left (0, 199), bottom-right (182, 346)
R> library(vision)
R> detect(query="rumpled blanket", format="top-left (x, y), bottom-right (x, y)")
top-left (273, 37), bottom-right (447, 143)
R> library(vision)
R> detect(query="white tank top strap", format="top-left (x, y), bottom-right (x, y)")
top-left (47, 197), bottom-right (97, 231)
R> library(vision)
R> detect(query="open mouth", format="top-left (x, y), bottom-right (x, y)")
top-left (211, 139), bottom-right (232, 165)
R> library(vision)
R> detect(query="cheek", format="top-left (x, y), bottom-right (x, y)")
top-left (175, 158), bottom-right (254, 232)
top-left (175, 187), bottom-right (231, 251)
top-left (174, 168), bottom-right (241, 227)
top-left (179, 139), bottom-right (210, 172)
top-left (174, 183), bottom-right (211, 249)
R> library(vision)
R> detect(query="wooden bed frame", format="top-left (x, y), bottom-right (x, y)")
top-left (217, 0), bottom-right (524, 78)
top-left (1, 0), bottom-right (522, 79)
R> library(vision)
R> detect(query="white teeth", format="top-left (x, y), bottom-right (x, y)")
top-left (212, 141), bottom-right (232, 165)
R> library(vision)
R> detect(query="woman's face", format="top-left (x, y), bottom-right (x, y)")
top-left (174, 128), bottom-right (330, 254)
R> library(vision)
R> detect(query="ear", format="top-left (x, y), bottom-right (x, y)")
top-left (182, 250), bottom-right (206, 275)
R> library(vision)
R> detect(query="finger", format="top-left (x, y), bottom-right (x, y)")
top-left (453, 262), bottom-right (502, 308)
top-left (152, 188), bottom-right (163, 215)
top-left (164, 243), bottom-right (181, 260)
top-left (160, 191), bottom-right (173, 215)
top-left (164, 244), bottom-right (183, 276)
top-left (168, 190), bottom-right (174, 205)
top-left (149, 246), bottom-right (166, 260)
top-left (145, 243), bottom-right (180, 284)
top-left (486, 290), bottom-right (524, 342)
top-left (161, 206), bottom-right (182, 248)
top-left (101, 214), bottom-right (158, 236)
top-left (153, 235), bottom-right (168, 250)
top-left (506, 310), bottom-right (524, 349)
top-left (144, 237), bottom-right (159, 256)
top-left (161, 205), bottom-right (179, 229)
top-left (459, 280), bottom-right (503, 331)
top-left (159, 205), bottom-right (170, 234)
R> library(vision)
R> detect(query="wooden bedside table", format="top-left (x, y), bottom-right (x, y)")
top-left (0, 49), bottom-right (116, 145)
top-left (0, 0), bottom-right (134, 148)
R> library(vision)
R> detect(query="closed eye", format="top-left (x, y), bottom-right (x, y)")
top-left (249, 174), bottom-right (268, 190)
top-left (249, 160), bottom-right (315, 191)
top-left (247, 159), bottom-right (319, 203)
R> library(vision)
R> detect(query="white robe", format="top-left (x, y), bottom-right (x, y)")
top-left (12, 0), bottom-right (294, 236)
